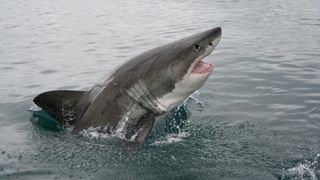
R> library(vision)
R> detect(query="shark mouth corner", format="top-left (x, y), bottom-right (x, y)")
top-left (191, 59), bottom-right (214, 74)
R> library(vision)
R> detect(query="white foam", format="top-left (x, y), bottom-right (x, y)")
top-left (151, 132), bottom-right (190, 145)
top-left (80, 127), bottom-right (111, 139)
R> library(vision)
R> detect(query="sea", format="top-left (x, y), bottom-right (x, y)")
top-left (0, 0), bottom-right (320, 179)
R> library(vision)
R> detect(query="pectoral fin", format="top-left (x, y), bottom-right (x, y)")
top-left (134, 116), bottom-right (155, 144)
top-left (125, 113), bottom-right (155, 144)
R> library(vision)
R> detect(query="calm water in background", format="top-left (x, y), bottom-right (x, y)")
top-left (1, 0), bottom-right (320, 179)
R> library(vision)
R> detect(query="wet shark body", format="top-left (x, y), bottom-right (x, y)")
top-left (34, 27), bottom-right (222, 143)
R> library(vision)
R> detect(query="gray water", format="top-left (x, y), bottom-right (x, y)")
top-left (1, 0), bottom-right (320, 179)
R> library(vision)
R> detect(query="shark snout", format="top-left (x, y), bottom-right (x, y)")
top-left (212, 27), bottom-right (221, 37)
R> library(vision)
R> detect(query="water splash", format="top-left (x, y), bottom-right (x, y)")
top-left (30, 109), bottom-right (64, 132)
top-left (165, 103), bottom-right (190, 134)
top-left (30, 91), bottom-right (203, 144)
top-left (151, 132), bottom-right (190, 145)
top-left (29, 103), bottom-right (42, 111)
top-left (80, 127), bottom-right (111, 139)
top-left (283, 154), bottom-right (319, 180)
top-left (188, 90), bottom-right (204, 111)
top-left (155, 99), bottom-right (193, 145)
top-left (115, 111), bottom-right (132, 139)
top-left (79, 111), bottom-right (135, 142)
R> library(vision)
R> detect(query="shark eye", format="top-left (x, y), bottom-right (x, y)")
top-left (195, 44), bottom-right (201, 50)
top-left (209, 42), bottom-right (213, 46)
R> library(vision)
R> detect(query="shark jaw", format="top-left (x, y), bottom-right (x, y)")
top-left (191, 59), bottom-right (214, 74)
top-left (190, 34), bottom-right (221, 75)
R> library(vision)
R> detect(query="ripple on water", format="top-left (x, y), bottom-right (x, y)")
top-left (83, 49), bottom-right (96, 52)
top-left (79, 32), bottom-right (98, 36)
top-left (39, 70), bottom-right (57, 74)
top-left (25, 84), bottom-right (41, 89)
top-left (56, 85), bottom-right (80, 90)
top-left (2, 67), bottom-right (14, 70)
top-left (9, 61), bottom-right (30, 65)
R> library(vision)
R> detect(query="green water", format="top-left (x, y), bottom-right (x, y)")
top-left (1, 0), bottom-right (320, 179)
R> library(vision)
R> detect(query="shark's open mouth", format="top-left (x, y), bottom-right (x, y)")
top-left (191, 59), bottom-right (213, 74)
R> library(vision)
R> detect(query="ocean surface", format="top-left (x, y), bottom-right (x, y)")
top-left (1, 0), bottom-right (320, 179)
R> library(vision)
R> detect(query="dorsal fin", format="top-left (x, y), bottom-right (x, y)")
top-left (33, 90), bottom-right (86, 124)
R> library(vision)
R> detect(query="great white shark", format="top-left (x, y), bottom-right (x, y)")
top-left (33, 27), bottom-right (222, 143)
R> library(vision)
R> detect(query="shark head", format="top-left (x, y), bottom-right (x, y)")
top-left (113, 27), bottom-right (222, 112)
top-left (167, 27), bottom-right (221, 79)
top-left (159, 27), bottom-right (222, 109)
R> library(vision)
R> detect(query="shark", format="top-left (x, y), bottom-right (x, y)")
top-left (33, 27), bottom-right (222, 143)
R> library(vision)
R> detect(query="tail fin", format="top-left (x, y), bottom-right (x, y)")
top-left (33, 90), bottom-right (86, 124)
